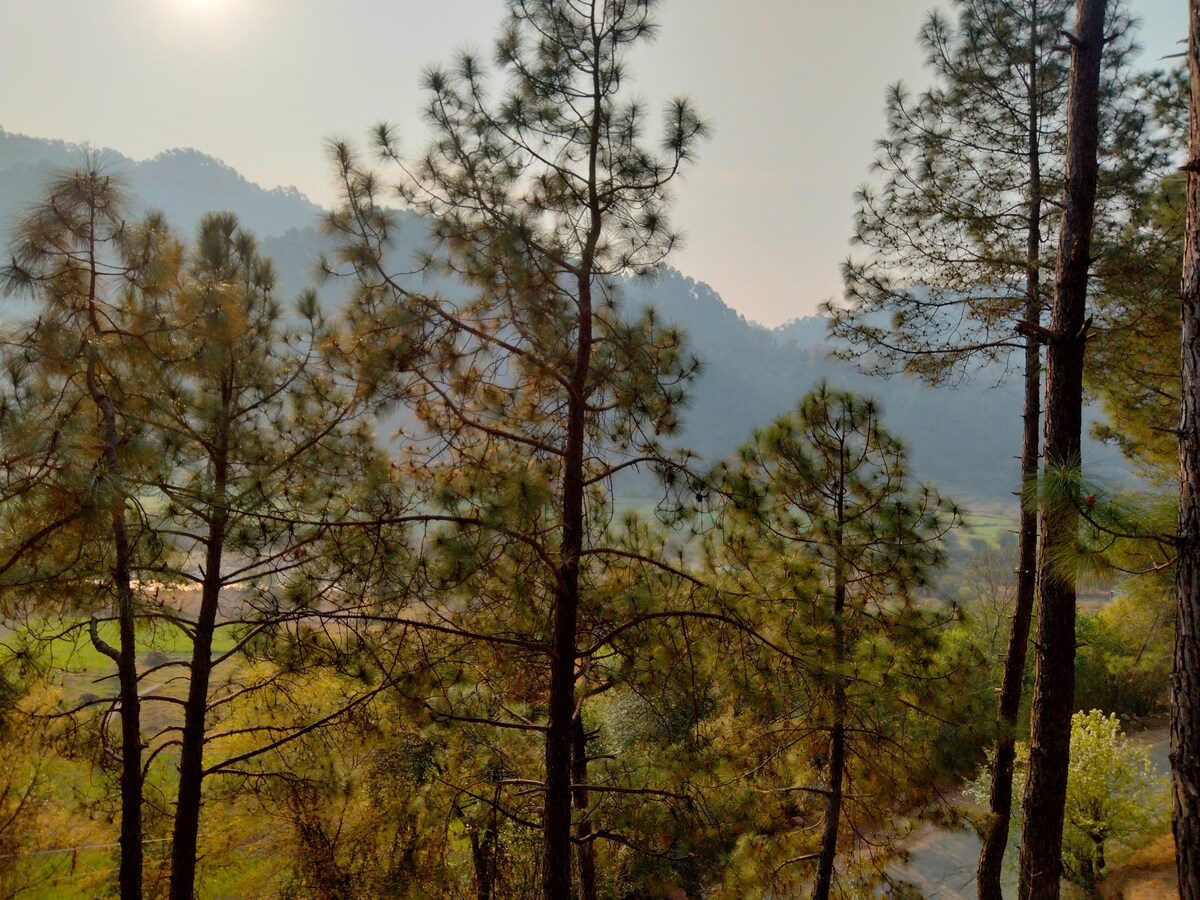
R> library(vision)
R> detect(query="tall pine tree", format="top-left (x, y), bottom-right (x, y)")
top-left (326, 2), bottom-right (709, 895)
top-left (1018, 1), bottom-right (1106, 894)
top-left (0, 167), bottom-right (171, 900)
top-left (1175, 2), bottom-right (1200, 894)
top-left (831, 4), bottom-right (1158, 891)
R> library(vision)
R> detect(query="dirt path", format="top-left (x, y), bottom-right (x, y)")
top-left (1099, 834), bottom-right (1177, 898)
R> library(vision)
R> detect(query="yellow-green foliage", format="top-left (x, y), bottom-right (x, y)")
top-left (967, 710), bottom-right (1168, 888)
top-left (1076, 586), bottom-right (1173, 717)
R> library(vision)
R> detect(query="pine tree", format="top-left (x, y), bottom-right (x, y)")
top-left (706, 384), bottom-right (960, 896)
top-left (830, 4), bottom-right (1158, 892)
top-left (0, 167), bottom-right (171, 900)
top-left (326, 2), bottom-right (708, 895)
top-left (1018, 1), bottom-right (1107, 895)
top-left (122, 214), bottom-right (387, 899)
top-left (3, 187), bottom-right (400, 895)
top-left (1175, 2), bottom-right (1200, 894)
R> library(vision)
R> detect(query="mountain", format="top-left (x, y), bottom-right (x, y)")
top-left (772, 314), bottom-right (832, 349)
top-left (0, 129), bottom-right (325, 239)
top-left (0, 126), bottom-right (1129, 504)
top-left (623, 271), bottom-right (1060, 501)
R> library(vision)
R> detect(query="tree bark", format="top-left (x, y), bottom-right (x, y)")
top-left (979, 5), bottom-right (1044, 893)
top-left (542, 344), bottom-right (585, 899)
top-left (1174, 3), bottom-right (1200, 896)
top-left (1018, 1), bottom-right (1105, 897)
top-left (83, 211), bottom-right (143, 900)
top-left (85, 373), bottom-right (142, 899)
top-left (980, 310), bottom-right (1042, 900)
top-left (572, 711), bottom-right (597, 900)
top-left (814, 450), bottom-right (848, 900)
top-left (542, 23), bottom-right (604, 898)
top-left (542, 216), bottom-right (597, 900)
top-left (113, 511), bottom-right (143, 900)
top-left (470, 817), bottom-right (498, 900)
top-left (814, 691), bottom-right (847, 900)
top-left (168, 417), bottom-right (228, 900)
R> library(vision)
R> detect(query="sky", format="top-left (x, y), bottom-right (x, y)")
top-left (0, 0), bottom-right (1186, 327)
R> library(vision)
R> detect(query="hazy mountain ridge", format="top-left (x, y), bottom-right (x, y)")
top-left (771, 314), bottom-right (832, 348)
top-left (0, 127), bottom-right (1128, 502)
top-left (0, 127), bottom-right (326, 239)
top-left (623, 270), bottom-right (1052, 499)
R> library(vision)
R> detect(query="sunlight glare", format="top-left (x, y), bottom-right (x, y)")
top-left (169, 0), bottom-right (235, 19)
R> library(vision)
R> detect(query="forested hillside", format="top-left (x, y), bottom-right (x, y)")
top-left (0, 127), bottom-right (1126, 501)
top-left (0, 129), bottom-right (324, 238)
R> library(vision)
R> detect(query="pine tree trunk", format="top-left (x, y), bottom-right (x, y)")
top-left (1174, 4), bottom-right (1200, 896)
top-left (979, 7), bottom-right (1044, 890)
top-left (85, 338), bottom-right (143, 900)
top-left (815, 457), bottom-right (848, 900)
top-left (169, 363), bottom-right (233, 900)
top-left (93, 453), bottom-right (142, 900)
top-left (980, 337), bottom-right (1041, 899)
top-left (169, 502), bottom-right (226, 899)
top-left (572, 711), bottom-right (597, 900)
top-left (470, 821), bottom-right (498, 900)
top-left (543, 398), bottom-right (583, 900)
top-left (813, 691), bottom-right (847, 900)
top-left (1018, 2), bottom-right (1105, 896)
top-left (543, 267), bottom-right (594, 899)
top-left (114, 519), bottom-right (143, 900)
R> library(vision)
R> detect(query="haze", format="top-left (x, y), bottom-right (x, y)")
top-left (0, 0), bottom-right (1185, 325)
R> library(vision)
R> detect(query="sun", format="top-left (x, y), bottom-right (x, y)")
top-left (169, 0), bottom-right (235, 18)
top-left (156, 0), bottom-right (257, 48)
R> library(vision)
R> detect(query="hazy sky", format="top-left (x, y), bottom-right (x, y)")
top-left (0, 0), bottom-right (1185, 326)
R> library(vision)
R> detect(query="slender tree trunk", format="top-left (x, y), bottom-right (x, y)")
top-left (83, 220), bottom-right (143, 898)
top-left (1092, 835), bottom-right (1106, 890)
top-left (114, 514), bottom-right (143, 900)
top-left (572, 711), bottom-right (597, 900)
top-left (543, 24), bottom-right (604, 897)
top-left (542, 262), bottom-right (595, 900)
top-left (470, 822), bottom-right (498, 900)
top-left (543, 367), bottom-right (585, 900)
top-left (169, 464), bottom-right (227, 900)
top-left (1174, 4), bottom-right (1200, 896)
top-left (87, 378), bottom-right (143, 900)
top-left (814, 689), bottom-right (847, 900)
top-left (979, 6), bottom-right (1044, 892)
top-left (814, 455), bottom-right (848, 900)
top-left (457, 790), bottom-right (499, 900)
top-left (980, 339), bottom-right (1042, 900)
top-left (1018, 2), bottom-right (1105, 896)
